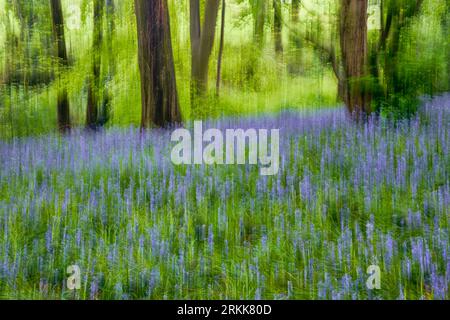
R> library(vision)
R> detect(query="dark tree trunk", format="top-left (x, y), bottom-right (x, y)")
top-left (98, 0), bottom-right (116, 127)
top-left (50, 0), bottom-right (71, 132)
top-left (189, 0), bottom-right (221, 99)
top-left (135, 0), bottom-right (181, 128)
top-left (339, 0), bottom-right (371, 115)
top-left (216, 0), bottom-right (226, 96)
top-left (273, 0), bottom-right (283, 55)
top-left (86, 0), bottom-right (104, 128)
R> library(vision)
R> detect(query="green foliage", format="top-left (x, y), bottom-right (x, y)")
top-left (0, 0), bottom-right (448, 135)
top-left (371, 0), bottom-right (449, 118)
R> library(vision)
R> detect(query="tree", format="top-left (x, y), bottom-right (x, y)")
top-left (216, 0), bottom-right (226, 96)
top-left (189, 0), bottom-right (221, 101)
top-left (273, 0), bottom-right (283, 55)
top-left (369, 0), bottom-right (425, 115)
top-left (339, 0), bottom-right (371, 115)
top-left (250, 0), bottom-right (267, 47)
top-left (134, 0), bottom-right (181, 128)
top-left (98, 0), bottom-right (116, 127)
top-left (291, 0), bottom-right (301, 23)
top-left (50, 0), bottom-right (71, 132)
top-left (446, 0), bottom-right (450, 90)
top-left (296, 0), bottom-right (426, 117)
top-left (86, 0), bottom-right (104, 128)
top-left (288, 0), bottom-right (302, 75)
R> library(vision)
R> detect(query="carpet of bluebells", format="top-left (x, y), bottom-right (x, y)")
top-left (0, 95), bottom-right (449, 300)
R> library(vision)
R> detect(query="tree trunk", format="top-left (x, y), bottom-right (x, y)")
top-left (273, 0), bottom-right (283, 55)
top-left (252, 0), bottom-right (266, 47)
top-left (50, 0), bottom-right (71, 132)
top-left (86, 0), bottom-right (104, 128)
top-left (216, 0), bottom-right (226, 96)
top-left (106, 0), bottom-right (116, 77)
top-left (287, 0), bottom-right (303, 75)
top-left (135, 0), bottom-right (181, 128)
top-left (339, 0), bottom-right (371, 115)
top-left (291, 0), bottom-right (300, 23)
top-left (98, 0), bottom-right (116, 127)
top-left (189, 0), bottom-right (221, 99)
top-left (446, 0), bottom-right (450, 90)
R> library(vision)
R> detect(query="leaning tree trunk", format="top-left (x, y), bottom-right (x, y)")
top-left (86, 0), bottom-right (104, 128)
top-left (189, 0), bottom-right (221, 100)
top-left (339, 0), bottom-right (371, 115)
top-left (135, 0), bottom-right (181, 128)
top-left (50, 0), bottom-right (71, 132)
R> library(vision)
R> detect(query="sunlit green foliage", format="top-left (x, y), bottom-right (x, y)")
top-left (1, 0), bottom-right (446, 138)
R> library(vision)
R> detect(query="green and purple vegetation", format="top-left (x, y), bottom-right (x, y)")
top-left (0, 95), bottom-right (448, 300)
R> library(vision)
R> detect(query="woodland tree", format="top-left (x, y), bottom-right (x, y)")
top-left (86, 0), bottom-right (104, 128)
top-left (250, 0), bottom-right (267, 46)
top-left (50, 0), bottom-right (71, 132)
top-left (134, 0), bottom-right (181, 128)
top-left (189, 0), bottom-right (221, 101)
top-left (98, 0), bottom-right (116, 127)
top-left (339, 0), bottom-right (371, 114)
top-left (273, 0), bottom-right (283, 55)
top-left (216, 0), bottom-right (226, 96)
top-left (369, 0), bottom-right (425, 114)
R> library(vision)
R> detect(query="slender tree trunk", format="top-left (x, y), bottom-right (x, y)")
top-left (446, 0), bottom-right (450, 90)
top-left (288, 0), bottom-right (303, 75)
top-left (273, 0), bottom-right (283, 55)
top-left (291, 0), bottom-right (300, 23)
top-left (50, 0), bottom-right (71, 132)
top-left (189, 0), bottom-right (221, 100)
top-left (3, 4), bottom-right (14, 137)
top-left (253, 0), bottom-right (266, 47)
top-left (98, 0), bottom-right (116, 126)
top-left (135, 0), bottom-right (181, 128)
top-left (216, 0), bottom-right (226, 96)
top-left (13, 0), bottom-right (30, 90)
top-left (106, 0), bottom-right (116, 77)
top-left (86, 0), bottom-right (104, 128)
top-left (339, 0), bottom-right (371, 115)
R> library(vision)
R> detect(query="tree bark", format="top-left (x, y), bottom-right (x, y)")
top-left (216, 0), bottom-right (226, 96)
top-left (50, 0), bottom-right (71, 132)
top-left (98, 0), bottom-right (116, 127)
top-left (86, 0), bottom-right (104, 128)
top-left (273, 0), bottom-right (283, 55)
top-left (291, 0), bottom-right (300, 23)
top-left (252, 0), bottom-right (266, 47)
top-left (339, 0), bottom-right (371, 115)
top-left (106, 0), bottom-right (116, 77)
top-left (446, 0), bottom-right (450, 90)
top-left (135, 0), bottom-right (181, 128)
top-left (189, 0), bottom-right (221, 99)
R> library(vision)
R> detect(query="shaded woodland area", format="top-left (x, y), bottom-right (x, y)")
top-left (0, 0), bottom-right (448, 136)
